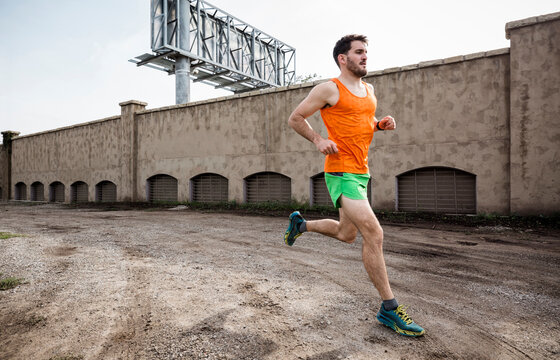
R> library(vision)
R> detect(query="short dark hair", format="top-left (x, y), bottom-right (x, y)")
top-left (333, 34), bottom-right (368, 68)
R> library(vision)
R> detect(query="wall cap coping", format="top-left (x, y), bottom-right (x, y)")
top-left (505, 11), bottom-right (560, 39)
top-left (135, 82), bottom-right (319, 115)
top-left (365, 48), bottom-right (510, 77)
top-left (12, 115), bottom-right (121, 140)
top-left (1, 131), bottom-right (20, 135)
top-left (119, 100), bottom-right (148, 107)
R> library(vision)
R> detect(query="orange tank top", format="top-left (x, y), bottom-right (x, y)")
top-left (320, 78), bottom-right (378, 174)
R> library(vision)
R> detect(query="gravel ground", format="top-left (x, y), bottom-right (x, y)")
top-left (0, 203), bottom-right (559, 360)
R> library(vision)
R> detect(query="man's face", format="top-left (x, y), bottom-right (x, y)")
top-left (344, 40), bottom-right (368, 77)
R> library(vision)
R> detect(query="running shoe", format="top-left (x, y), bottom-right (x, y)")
top-left (377, 304), bottom-right (425, 337)
top-left (284, 211), bottom-right (304, 246)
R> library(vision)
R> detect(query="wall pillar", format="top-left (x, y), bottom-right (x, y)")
top-left (119, 101), bottom-right (147, 202)
top-left (506, 13), bottom-right (560, 214)
top-left (1, 131), bottom-right (20, 201)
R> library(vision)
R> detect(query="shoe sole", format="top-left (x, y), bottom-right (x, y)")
top-left (377, 313), bottom-right (425, 337)
top-left (284, 232), bottom-right (301, 246)
top-left (284, 212), bottom-right (302, 246)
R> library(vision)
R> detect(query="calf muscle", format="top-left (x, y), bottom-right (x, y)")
top-left (306, 207), bottom-right (358, 243)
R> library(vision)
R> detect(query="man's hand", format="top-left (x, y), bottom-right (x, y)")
top-left (378, 116), bottom-right (396, 130)
top-left (315, 138), bottom-right (338, 155)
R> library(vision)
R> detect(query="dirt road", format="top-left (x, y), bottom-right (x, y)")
top-left (0, 203), bottom-right (558, 359)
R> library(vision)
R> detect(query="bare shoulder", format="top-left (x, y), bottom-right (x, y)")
top-left (365, 82), bottom-right (375, 94)
top-left (311, 80), bottom-right (338, 96)
top-left (308, 80), bottom-right (339, 106)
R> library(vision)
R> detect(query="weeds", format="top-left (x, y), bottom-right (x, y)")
top-left (63, 201), bottom-right (560, 230)
top-left (0, 275), bottom-right (25, 291)
top-left (0, 232), bottom-right (25, 240)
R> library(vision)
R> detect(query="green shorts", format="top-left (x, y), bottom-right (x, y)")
top-left (324, 172), bottom-right (370, 208)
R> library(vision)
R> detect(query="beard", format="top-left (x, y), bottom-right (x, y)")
top-left (346, 57), bottom-right (368, 77)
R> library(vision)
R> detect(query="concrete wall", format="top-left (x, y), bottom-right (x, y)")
top-left (11, 116), bottom-right (122, 202)
top-left (134, 85), bottom-right (327, 203)
top-left (3, 12), bottom-right (559, 215)
top-left (366, 51), bottom-right (511, 213)
top-left (130, 50), bottom-right (510, 214)
top-left (507, 13), bottom-right (560, 215)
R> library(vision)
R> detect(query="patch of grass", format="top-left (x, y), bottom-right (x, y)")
top-left (65, 201), bottom-right (560, 230)
top-left (0, 232), bottom-right (25, 240)
top-left (182, 200), bottom-right (340, 218)
top-left (0, 276), bottom-right (25, 291)
top-left (372, 210), bottom-right (560, 229)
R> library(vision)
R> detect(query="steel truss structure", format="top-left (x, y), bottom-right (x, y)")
top-left (130, 0), bottom-right (296, 94)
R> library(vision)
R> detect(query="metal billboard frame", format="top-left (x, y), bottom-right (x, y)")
top-left (130, 0), bottom-right (296, 102)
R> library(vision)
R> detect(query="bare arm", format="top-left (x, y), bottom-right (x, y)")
top-left (367, 83), bottom-right (396, 131)
top-left (288, 82), bottom-right (339, 155)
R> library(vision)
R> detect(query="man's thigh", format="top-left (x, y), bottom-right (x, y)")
top-left (337, 205), bottom-right (359, 239)
top-left (339, 195), bottom-right (381, 233)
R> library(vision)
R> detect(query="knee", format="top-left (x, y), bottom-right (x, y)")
top-left (339, 227), bottom-right (358, 244)
top-left (363, 222), bottom-right (383, 248)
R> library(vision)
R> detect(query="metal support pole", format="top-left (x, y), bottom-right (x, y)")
top-left (176, 0), bottom-right (191, 104)
top-left (175, 56), bottom-right (190, 104)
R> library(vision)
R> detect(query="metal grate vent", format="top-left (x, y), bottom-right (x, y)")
top-left (31, 182), bottom-right (45, 201)
top-left (311, 173), bottom-right (333, 207)
top-left (397, 167), bottom-right (476, 214)
top-left (245, 172), bottom-right (291, 203)
top-left (15, 182), bottom-right (27, 200)
top-left (148, 174), bottom-right (178, 202)
top-left (71, 182), bottom-right (89, 203)
top-left (96, 181), bottom-right (117, 202)
top-left (191, 173), bottom-right (228, 203)
top-left (49, 182), bottom-right (65, 203)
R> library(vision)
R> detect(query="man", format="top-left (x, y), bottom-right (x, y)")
top-left (284, 34), bottom-right (424, 337)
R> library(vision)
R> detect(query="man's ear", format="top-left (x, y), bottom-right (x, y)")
top-left (337, 53), bottom-right (346, 66)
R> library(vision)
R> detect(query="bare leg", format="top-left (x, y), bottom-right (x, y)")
top-left (307, 195), bottom-right (394, 300)
top-left (306, 207), bottom-right (358, 243)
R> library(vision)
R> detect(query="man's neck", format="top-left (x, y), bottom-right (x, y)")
top-left (338, 73), bottom-right (363, 89)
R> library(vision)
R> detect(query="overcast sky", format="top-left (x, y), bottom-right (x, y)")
top-left (0, 0), bottom-right (558, 137)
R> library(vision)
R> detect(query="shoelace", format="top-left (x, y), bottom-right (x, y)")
top-left (395, 305), bottom-right (413, 325)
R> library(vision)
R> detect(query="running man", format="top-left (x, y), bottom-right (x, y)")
top-left (284, 34), bottom-right (424, 337)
